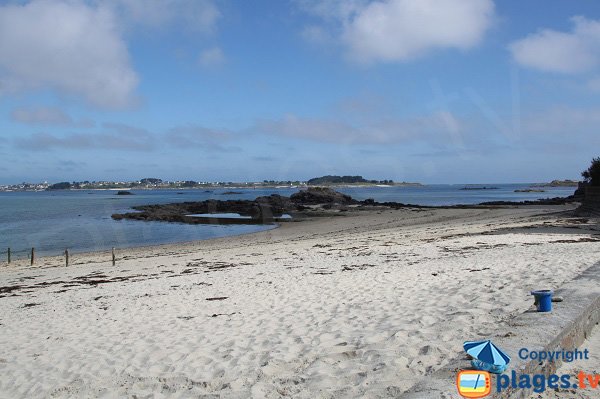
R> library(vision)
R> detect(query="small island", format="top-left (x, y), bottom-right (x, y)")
top-left (306, 175), bottom-right (422, 187)
top-left (514, 189), bottom-right (545, 193)
top-left (533, 179), bottom-right (579, 187)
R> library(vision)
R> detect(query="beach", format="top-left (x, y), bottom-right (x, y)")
top-left (1, 204), bottom-right (599, 398)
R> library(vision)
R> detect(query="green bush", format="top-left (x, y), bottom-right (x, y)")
top-left (582, 157), bottom-right (600, 186)
top-left (48, 182), bottom-right (72, 190)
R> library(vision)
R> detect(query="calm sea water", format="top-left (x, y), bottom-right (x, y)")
top-left (0, 184), bottom-right (575, 258)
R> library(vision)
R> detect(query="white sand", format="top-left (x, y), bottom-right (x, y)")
top-left (0, 206), bottom-right (599, 398)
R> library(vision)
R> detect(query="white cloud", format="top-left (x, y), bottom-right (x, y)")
top-left (509, 16), bottom-right (600, 74)
top-left (11, 106), bottom-right (72, 126)
top-left (0, 1), bottom-right (221, 109)
top-left (254, 111), bottom-right (464, 144)
top-left (15, 123), bottom-right (155, 151)
top-left (11, 106), bottom-right (94, 127)
top-left (298, 0), bottom-right (495, 63)
top-left (0, 0), bottom-right (138, 109)
top-left (344, 0), bottom-right (495, 63)
top-left (166, 125), bottom-right (240, 152)
top-left (198, 47), bottom-right (226, 67)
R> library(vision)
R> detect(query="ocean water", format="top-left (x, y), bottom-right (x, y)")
top-left (0, 189), bottom-right (280, 259)
top-left (0, 184), bottom-right (576, 259)
top-left (335, 184), bottom-right (576, 206)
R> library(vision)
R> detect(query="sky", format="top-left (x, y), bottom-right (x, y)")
top-left (0, 0), bottom-right (599, 184)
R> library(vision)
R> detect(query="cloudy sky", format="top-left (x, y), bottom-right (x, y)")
top-left (0, 0), bottom-right (599, 184)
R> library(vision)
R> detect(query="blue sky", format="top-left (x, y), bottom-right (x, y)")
top-left (0, 0), bottom-right (599, 184)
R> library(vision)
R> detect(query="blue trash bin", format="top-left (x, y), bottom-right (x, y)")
top-left (531, 290), bottom-right (553, 312)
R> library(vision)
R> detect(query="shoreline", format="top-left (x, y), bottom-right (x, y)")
top-left (0, 203), bottom-right (558, 266)
top-left (1, 203), bottom-right (581, 268)
top-left (1, 221), bottom-right (283, 266)
top-left (2, 187), bottom-right (580, 266)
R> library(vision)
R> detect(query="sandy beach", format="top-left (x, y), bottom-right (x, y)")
top-left (1, 205), bottom-right (599, 398)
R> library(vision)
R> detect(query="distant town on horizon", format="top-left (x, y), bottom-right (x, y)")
top-left (0, 176), bottom-right (580, 192)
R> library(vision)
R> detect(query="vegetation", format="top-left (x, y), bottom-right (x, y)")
top-left (533, 179), bottom-right (579, 187)
top-left (307, 175), bottom-right (393, 185)
top-left (548, 180), bottom-right (578, 187)
top-left (140, 178), bottom-right (163, 185)
top-left (582, 157), bottom-right (600, 186)
top-left (48, 182), bottom-right (72, 190)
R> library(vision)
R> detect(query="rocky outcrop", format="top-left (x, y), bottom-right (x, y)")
top-left (460, 186), bottom-right (498, 190)
top-left (112, 194), bottom-right (304, 225)
top-left (111, 188), bottom-right (361, 225)
top-left (111, 186), bottom-right (585, 226)
top-left (546, 179), bottom-right (579, 187)
top-left (290, 187), bottom-right (356, 205)
top-left (479, 196), bottom-right (577, 206)
top-left (256, 194), bottom-right (295, 214)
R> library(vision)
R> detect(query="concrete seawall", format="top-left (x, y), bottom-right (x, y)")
top-left (402, 261), bottom-right (600, 399)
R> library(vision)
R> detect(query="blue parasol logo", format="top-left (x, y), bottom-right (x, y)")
top-left (463, 340), bottom-right (511, 374)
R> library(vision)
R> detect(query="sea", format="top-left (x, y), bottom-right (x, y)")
top-left (0, 184), bottom-right (576, 259)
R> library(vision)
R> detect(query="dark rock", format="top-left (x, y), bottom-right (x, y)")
top-left (290, 187), bottom-right (356, 205)
top-left (256, 194), bottom-right (294, 211)
top-left (460, 186), bottom-right (499, 190)
top-left (574, 181), bottom-right (588, 199)
top-left (116, 191), bottom-right (133, 195)
top-left (47, 182), bottom-right (71, 190)
top-left (111, 188), bottom-right (360, 225)
top-left (110, 185), bottom-right (580, 227)
top-left (479, 196), bottom-right (576, 206)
